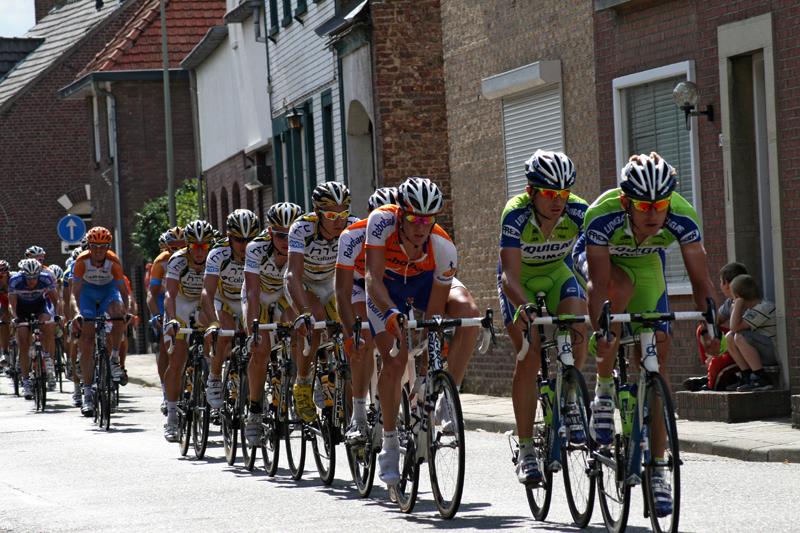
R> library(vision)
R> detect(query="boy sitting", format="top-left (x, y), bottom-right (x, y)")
top-left (726, 274), bottom-right (778, 391)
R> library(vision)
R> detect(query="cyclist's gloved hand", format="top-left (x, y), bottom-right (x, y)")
top-left (588, 331), bottom-right (615, 362)
top-left (384, 308), bottom-right (403, 339)
top-left (294, 312), bottom-right (313, 336)
top-left (163, 319), bottom-right (180, 337)
top-left (512, 304), bottom-right (535, 330)
top-left (71, 315), bottom-right (83, 332)
top-left (345, 335), bottom-right (366, 359)
top-left (151, 314), bottom-right (162, 331)
top-left (204, 322), bottom-right (221, 339)
top-left (246, 333), bottom-right (263, 353)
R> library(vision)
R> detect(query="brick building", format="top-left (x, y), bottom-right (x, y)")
top-left (0, 0), bottom-right (143, 269)
top-left (58, 0), bottom-right (227, 341)
top-left (440, 0), bottom-right (599, 394)
top-left (594, 1), bottom-right (798, 395)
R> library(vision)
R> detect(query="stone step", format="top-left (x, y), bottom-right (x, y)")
top-left (676, 389), bottom-right (791, 423)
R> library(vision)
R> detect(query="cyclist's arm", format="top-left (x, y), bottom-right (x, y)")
top-left (70, 279), bottom-right (83, 317)
top-left (164, 276), bottom-right (179, 322)
top-left (365, 246), bottom-right (394, 317)
top-left (48, 288), bottom-right (61, 317)
top-left (147, 282), bottom-right (161, 317)
top-left (244, 271), bottom-right (261, 335)
top-left (499, 247), bottom-right (532, 314)
top-left (200, 273), bottom-right (219, 326)
top-left (8, 293), bottom-right (17, 320)
top-left (585, 244), bottom-right (611, 332)
top-left (116, 280), bottom-right (130, 315)
top-left (680, 241), bottom-right (717, 313)
top-left (285, 252), bottom-right (309, 315)
top-left (423, 280), bottom-right (450, 321)
top-left (62, 283), bottom-right (73, 320)
top-left (334, 266), bottom-right (357, 338)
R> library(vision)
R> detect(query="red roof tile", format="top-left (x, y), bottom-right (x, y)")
top-left (77, 0), bottom-right (226, 77)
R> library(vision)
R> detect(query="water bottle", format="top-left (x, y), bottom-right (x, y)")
top-left (618, 383), bottom-right (637, 435)
top-left (409, 375), bottom-right (426, 434)
top-left (321, 373), bottom-right (334, 407)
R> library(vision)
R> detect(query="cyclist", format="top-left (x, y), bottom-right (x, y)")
top-left (70, 227), bottom-right (131, 416)
top-left (241, 202), bottom-right (303, 445)
top-left (285, 182), bottom-right (359, 423)
top-left (148, 227), bottom-right (186, 414)
top-left (364, 177), bottom-right (457, 485)
top-left (116, 275), bottom-right (138, 385)
top-left (0, 260), bottom-right (10, 368)
top-left (63, 244), bottom-right (87, 407)
top-left (576, 152), bottom-right (719, 516)
top-left (162, 220), bottom-right (215, 442)
top-left (497, 150), bottom-right (589, 484)
top-left (8, 259), bottom-right (60, 400)
top-left (201, 209), bottom-right (259, 409)
top-left (25, 246), bottom-right (60, 388)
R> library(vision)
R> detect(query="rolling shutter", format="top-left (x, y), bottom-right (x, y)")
top-left (502, 86), bottom-right (563, 199)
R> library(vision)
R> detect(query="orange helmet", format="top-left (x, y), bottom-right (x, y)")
top-left (86, 226), bottom-right (113, 245)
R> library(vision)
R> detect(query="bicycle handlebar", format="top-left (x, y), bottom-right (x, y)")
top-left (390, 309), bottom-right (497, 358)
top-left (517, 313), bottom-right (591, 361)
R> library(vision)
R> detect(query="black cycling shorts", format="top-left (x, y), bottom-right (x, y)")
top-left (15, 300), bottom-right (48, 323)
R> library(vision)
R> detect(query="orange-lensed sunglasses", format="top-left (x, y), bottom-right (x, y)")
top-left (536, 188), bottom-right (570, 199)
top-left (189, 243), bottom-right (211, 251)
top-left (319, 210), bottom-right (350, 220)
top-left (405, 214), bottom-right (436, 225)
top-left (631, 197), bottom-right (671, 212)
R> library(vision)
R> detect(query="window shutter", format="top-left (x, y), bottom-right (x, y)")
top-left (624, 76), bottom-right (692, 285)
top-left (502, 86), bottom-right (563, 199)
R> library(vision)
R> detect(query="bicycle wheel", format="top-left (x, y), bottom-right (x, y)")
top-left (394, 388), bottom-right (419, 513)
top-left (561, 366), bottom-right (595, 528)
top-left (55, 338), bottom-right (65, 393)
top-left (192, 354), bottom-right (211, 460)
top-left (596, 434), bottom-right (631, 533)
top-left (427, 371), bottom-right (465, 519)
top-left (10, 343), bottom-right (20, 397)
top-left (311, 405), bottom-right (336, 484)
top-left (34, 350), bottom-right (46, 411)
top-left (262, 384), bottom-right (281, 476)
top-left (241, 371), bottom-right (258, 471)
top-left (526, 392), bottom-right (553, 521)
top-left (642, 373), bottom-right (681, 533)
top-left (347, 389), bottom-right (377, 498)
top-left (283, 374), bottom-right (306, 480)
top-left (101, 355), bottom-right (111, 430)
top-left (221, 361), bottom-right (238, 466)
top-left (178, 364), bottom-right (193, 457)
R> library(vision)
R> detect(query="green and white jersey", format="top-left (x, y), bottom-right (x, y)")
top-left (499, 192), bottom-right (588, 275)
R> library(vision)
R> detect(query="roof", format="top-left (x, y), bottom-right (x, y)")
top-left (180, 25), bottom-right (228, 71)
top-left (0, 0), bottom-right (132, 113)
top-left (0, 38), bottom-right (45, 80)
top-left (77, 0), bottom-right (227, 76)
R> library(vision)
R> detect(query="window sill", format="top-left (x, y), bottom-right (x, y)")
top-left (281, 16), bottom-right (292, 28)
top-left (268, 25), bottom-right (279, 37)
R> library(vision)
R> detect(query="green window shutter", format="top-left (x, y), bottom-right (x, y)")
top-left (268, 0), bottom-right (279, 34)
top-left (321, 90), bottom-right (335, 182)
top-left (282, 0), bottom-right (293, 26)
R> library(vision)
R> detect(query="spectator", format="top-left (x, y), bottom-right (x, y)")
top-left (726, 274), bottom-right (777, 391)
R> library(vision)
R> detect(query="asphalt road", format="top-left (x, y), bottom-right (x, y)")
top-left (1, 379), bottom-right (799, 532)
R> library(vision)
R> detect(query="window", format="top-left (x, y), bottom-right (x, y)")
top-left (282, 0), bottom-right (292, 27)
top-left (321, 90), bottom-right (335, 182)
top-left (268, 0), bottom-right (279, 35)
top-left (295, 0), bottom-right (307, 17)
top-left (209, 192), bottom-right (218, 229)
top-left (232, 182), bottom-right (241, 211)
top-left (221, 187), bottom-right (229, 217)
top-left (613, 61), bottom-right (701, 292)
top-left (502, 86), bottom-right (563, 198)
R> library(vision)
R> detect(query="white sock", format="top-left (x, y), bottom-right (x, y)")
top-left (111, 348), bottom-right (120, 362)
top-left (352, 397), bottom-right (367, 422)
top-left (296, 373), bottom-right (312, 386)
top-left (382, 429), bottom-right (399, 450)
top-left (167, 401), bottom-right (178, 421)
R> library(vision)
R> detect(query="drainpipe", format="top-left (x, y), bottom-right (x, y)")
top-left (188, 69), bottom-right (205, 219)
top-left (94, 84), bottom-right (124, 267)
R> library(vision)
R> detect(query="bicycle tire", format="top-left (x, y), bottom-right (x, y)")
top-left (33, 350), bottom-right (42, 410)
top-left (262, 397), bottom-right (281, 476)
top-left (347, 388), bottom-right (377, 498)
top-left (221, 360), bottom-right (239, 466)
top-left (101, 353), bottom-right (111, 430)
top-left (311, 406), bottom-right (336, 484)
top-left (34, 349), bottom-right (46, 411)
top-left (192, 353), bottom-right (211, 460)
top-left (596, 433), bottom-right (631, 533)
top-left (55, 338), bottom-right (65, 393)
top-left (395, 388), bottom-right (419, 513)
top-left (10, 343), bottom-right (20, 397)
top-left (283, 372), bottom-right (306, 480)
top-left (178, 363), bottom-right (193, 457)
top-left (561, 366), bottom-right (596, 528)
top-left (526, 392), bottom-right (553, 521)
top-left (642, 373), bottom-right (681, 533)
top-left (428, 371), bottom-right (465, 519)
top-left (241, 370), bottom-right (258, 471)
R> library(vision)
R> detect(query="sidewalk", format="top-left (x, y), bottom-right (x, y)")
top-left (123, 352), bottom-right (800, 464)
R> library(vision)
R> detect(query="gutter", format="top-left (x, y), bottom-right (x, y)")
top-left (93, 84), bottom-right (124, 267)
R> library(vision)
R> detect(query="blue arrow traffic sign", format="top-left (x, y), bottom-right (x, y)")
top-left (57, 215), bottom-right (86, 244)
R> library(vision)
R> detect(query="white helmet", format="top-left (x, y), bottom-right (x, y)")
top-left (524, 150), bottom-right (576, 190)
top-left (397, 178), bottom-right (443, 216)
top-left (620, 152), bottom-right (677, 201)
top-left (18, 258), bottom-right (42, 277)
top-left (368, 187), bottom-right (398, 213)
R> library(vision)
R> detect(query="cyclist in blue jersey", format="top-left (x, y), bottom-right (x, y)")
top-left (8, 259), bottom-right (61, 400)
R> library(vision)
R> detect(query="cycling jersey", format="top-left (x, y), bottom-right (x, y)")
top-left (9, 272), bottom-right (55, 304)
top-left (498, 192), bottom-right (587, 325)
top-left (72, 250), bottom-right (126, 287)
top-left (336, 219), bottom-right (368, 281)
top-left (166, 249), bottom-right (205, 301)
top-left (243, 230), bottom-right (287, 307)
top-left (205, 240), bottom-right (245, 301)
top-left (574, 188), bottom-right (703, 335)
top-left (365, 205), bottom-right (456, 332)
top-left (288, 213), bottom-right (361, 282)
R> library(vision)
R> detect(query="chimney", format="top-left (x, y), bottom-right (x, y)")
top-left (35, 0), bottom-right (57, 24)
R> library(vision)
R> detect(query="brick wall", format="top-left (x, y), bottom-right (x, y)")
top-left (0, 0), bottom-right (146, 271)
top-left (204, 153), bottom-right (254, 233)
top-left (440, 0), bottom-right (599, 395)
top-left (595, 0), bottom-right (800, 394)
top-left (370, 0), bottom-right (454, 237)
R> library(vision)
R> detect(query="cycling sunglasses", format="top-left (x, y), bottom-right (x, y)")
top-left (631, 197), bottom-right (671, 212)
top-left (318, 209), bottom-right (350, 220)
top-left (536, 188), bottom-right (570, 199)
top-left (271, 231), bottom-right (290, 240)
top-left (405, 214), bottom-right (436, 225)
top-left (230, 236), bottom-right (253, 244)
top-left (189, 243), bottom-right (211, 251)
top-left (24, 274), bottom-right (39, 280)
top-left (89, 244), bottom-right (109, 250)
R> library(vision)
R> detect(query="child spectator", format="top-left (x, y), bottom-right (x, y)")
top-left (683, 262), bottom-right (745, 391)
top-left (726, 274), bottom-right (777, 391)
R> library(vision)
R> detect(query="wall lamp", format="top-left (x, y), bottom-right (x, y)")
top-left (286, 107), bottom-right (304, 130)
top-left (673, 81), bottom-right (714, 131)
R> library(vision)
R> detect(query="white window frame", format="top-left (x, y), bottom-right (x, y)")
top-left (612, 60), bottom-right (701, 295)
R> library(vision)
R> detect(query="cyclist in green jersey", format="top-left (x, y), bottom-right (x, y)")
top-left (498, 150), bottom-right (589, 485)
top-left (575, 152), bottom-right (719, 516)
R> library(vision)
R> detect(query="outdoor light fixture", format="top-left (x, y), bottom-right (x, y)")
top-left (673, 81), bottom-right (714, 131)
top-left (286, 107), bottom-right (303, 130)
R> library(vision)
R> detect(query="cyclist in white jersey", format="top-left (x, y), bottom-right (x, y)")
top-left (241, 202), bottom-right (303, 445)
top-left (285, 181), bottom-right (360, 422)
top-left (162, 220), bottom-right (214, 442)
top-left (201, 209), bottom-right (259, 409)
